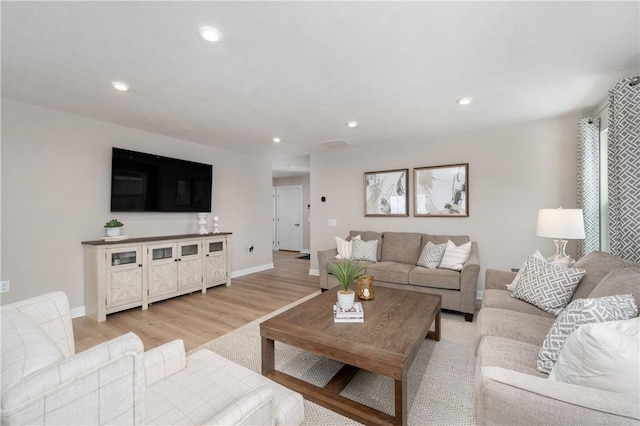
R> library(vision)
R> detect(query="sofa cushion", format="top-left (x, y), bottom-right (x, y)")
top-left (439, 240), bottom-right (472, 271)
top-left (589, 266), bottom-right (640, 308)
top-left (477, 336), bottom-right (546, 378)
top-left (417, 241), bottom-right (447, 269)
top-left (512, 256), bottom-right (585, 315)
top-left (409, 266), bottom-right (460, 290)
top-left (366, 262), bottom-right (413, 284)
top-left (549, 317), bottom-right (639, 397)
top-left (381, 232), bottom-right (422, 264)
top-left (537, 294), bottom-right (638, 374)
top-left (352, 238), bottom-right (378, 262)
top-left (349, 230), bottom-right (383, 261)
top-left (475, 308), bottom-right (555, 353)
top-left (570, 251), bottom-right (636, 301)
top-left (1, 309), bottom-right (65, 397)
top-left (481, 289), bottom-right (555, 318)
top-left (422, 234), bottom-right (470, 247)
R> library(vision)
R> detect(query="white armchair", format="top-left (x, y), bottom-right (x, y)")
top-left (1, 292), bottom-right (304, 425)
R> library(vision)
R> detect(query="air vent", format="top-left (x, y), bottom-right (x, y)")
top-left (318, 139), bottom-right (352, 150)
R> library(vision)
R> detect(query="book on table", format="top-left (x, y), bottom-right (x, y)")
top-left (333, 302), bottom-right (364, 323)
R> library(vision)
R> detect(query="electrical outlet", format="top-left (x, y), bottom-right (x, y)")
top-left (1, 281), bottom-right (10, 293)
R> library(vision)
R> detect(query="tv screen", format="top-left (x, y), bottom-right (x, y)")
top-left (111, 148), bottom-right (212, 212)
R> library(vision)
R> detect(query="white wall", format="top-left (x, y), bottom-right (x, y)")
top-left (310, 113), bottom-right (581, 292)
top-left (273, 175), bottom-right (311, 251)
top-left (1, 99), bottom-right (274, 309)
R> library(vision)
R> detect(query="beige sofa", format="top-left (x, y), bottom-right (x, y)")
top-left (1, 291), bottom-right (304, 425)
top-left (318, 230), bottom-right (479, 321)
top-left (475, 251), bottom-right (640, 425)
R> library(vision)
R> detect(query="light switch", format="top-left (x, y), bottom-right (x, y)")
top-left (328, 219), bottom-right (337, 227)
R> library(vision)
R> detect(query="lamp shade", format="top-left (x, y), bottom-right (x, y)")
top-left (536, 208), bottom-right (585, 239)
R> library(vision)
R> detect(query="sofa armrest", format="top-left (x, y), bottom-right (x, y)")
top-left (317, 248), bottom-right (338, 290)
top-left (204, 384), bottom-right (274, 425)
top-left (144, 339), bottom-right (187, 386)
top-left (1, 332), bottom-right (145, 425)
top-left (477, 366), bottom-right (640, 425)
top-left (484, 268), bottom-right (517, 291)
top-left (459, 241), bottom-right (480, 315)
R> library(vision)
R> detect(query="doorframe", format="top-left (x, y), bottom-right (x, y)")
top-left (273, 185), bottom-right (303, 252)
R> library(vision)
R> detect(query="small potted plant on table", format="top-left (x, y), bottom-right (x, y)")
top-left (327, 259), bottom-right (365, 310)
top-left (104, 219), bottom-right (124, 237)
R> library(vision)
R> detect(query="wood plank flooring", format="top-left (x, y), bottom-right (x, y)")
top-left (73, 251), bottom-right (318, 352)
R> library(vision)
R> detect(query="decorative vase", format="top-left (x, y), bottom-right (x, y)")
top-left (337, 290), bottom-right (356, 310)
top-left (357, 275), bottom-right (375, 300)
top-left (212, 216), bottom-right (220, 233)
top-left (197, 213), bottom-right (208, 235)
top-left (106, 227), bottom-right (121, 237)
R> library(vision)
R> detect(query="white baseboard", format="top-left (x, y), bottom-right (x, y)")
top-left (71, 306), bottom-right (85, 319)
top-left (230, 263), bottom-right (274, 278)
top-left (308, 268), bottom-right (319, 276)
top-left (300, 248), bottom-right (310, 254)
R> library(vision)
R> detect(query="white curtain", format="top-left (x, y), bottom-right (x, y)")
top-left (607, 76), bottom-right (640, 262)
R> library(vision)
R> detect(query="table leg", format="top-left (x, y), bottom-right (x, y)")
top-left (261, 336), bottom-right (275, 376)
top-left (426, 310), bottom-right (441, 341)
top-left (394, 372), bottom-right (407, 426)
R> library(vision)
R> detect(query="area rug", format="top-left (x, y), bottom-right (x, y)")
top-left (191, 292), bottom-right (477, 425)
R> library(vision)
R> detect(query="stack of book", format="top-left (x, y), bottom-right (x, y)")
top-left (333, 302), bottom-right (364, 323)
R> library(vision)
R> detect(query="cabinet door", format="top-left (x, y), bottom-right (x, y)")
top-left (106, 248), bottom-right (143, 308)
top-left (147, 243), bottom-right (178, 298)
top-left (177, 241), bottom-right (203, 290)
top-left (204, 238), bottom-right (227, 286)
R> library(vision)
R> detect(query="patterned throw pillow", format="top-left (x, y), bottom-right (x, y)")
top-left (511, 256), bottom-right (585, 315)
top-left (352, 238), bottom-right (378, 262)
top-left (417, 242), bottom-right (447, 269)
top-left (439, 240), bottom-right (472, 271)
top-left (506, 250), bottom-right (572, 291)
top-left (537, 294), bottom-right (638, 374)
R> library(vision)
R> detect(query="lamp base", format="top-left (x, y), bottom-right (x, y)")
top-left (546, 239), bottom-right (575, 266)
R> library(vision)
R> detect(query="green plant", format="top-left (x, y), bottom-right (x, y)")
top-left (327, 259), bottom-right (365, 292)
top-left (104, 219), bottom-right (124, 228)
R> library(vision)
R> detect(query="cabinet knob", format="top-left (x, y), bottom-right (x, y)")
top-left (138, 264), bottom-right (142, 267)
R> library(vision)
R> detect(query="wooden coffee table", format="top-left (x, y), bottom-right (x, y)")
top-left (260, 286), bottom-right (441, 426)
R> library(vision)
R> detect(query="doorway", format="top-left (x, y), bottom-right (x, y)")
top-left (274, 185), bottom-right (302, 251)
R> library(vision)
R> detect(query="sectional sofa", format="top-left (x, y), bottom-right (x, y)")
top-left (475, 251), bottom-right (640, 425)
top-left (317, 230), bottom-right (479, 321)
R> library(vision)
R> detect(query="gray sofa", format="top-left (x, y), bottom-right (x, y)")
top-left (475, 251), bottom-right (640, 425)
top-left (317, 230), bottom-right (479, 321)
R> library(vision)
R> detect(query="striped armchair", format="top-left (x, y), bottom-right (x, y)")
top-left (1, 292), bottom-right (304, 425)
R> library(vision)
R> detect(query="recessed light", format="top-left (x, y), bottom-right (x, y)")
top-left (199, 26), bottom-right (221, 42)
top-left (346, 121), bottom-right (358, 128)
top-left (456, 97), bottom-right (473, 105)
top-left (272, 137), bottom-right (281, 143)
top-left (111, 82), bottom-right (130, 92)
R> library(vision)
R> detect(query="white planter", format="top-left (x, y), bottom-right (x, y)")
top-left (106, 227), bottom-right (122, 237)
top-left (337, 290), bottom-right (355, 311)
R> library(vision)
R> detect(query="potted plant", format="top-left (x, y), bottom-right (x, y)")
top-left (327, 259), bottom-right (365, 310)
top-left (104, 219), bottom-right (124, 237)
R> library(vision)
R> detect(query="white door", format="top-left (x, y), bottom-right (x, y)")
top-left (276, 186), bottom-right (302, 251)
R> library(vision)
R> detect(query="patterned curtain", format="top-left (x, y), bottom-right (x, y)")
top-left (576, 118), bottom-right (600, 258)
top-left (608, 77), bottom-right (640, 262)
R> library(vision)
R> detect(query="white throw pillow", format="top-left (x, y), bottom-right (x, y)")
top-left (511, 256), bottom-right (585, 316)
top-left (537, 294), bottom-right (638, 374)
top-left (335, 235), bottom-right (360, 259)
top-left (506, 250), bottom-right (572, 291)
top-left (439, 240), bottom-right (472, 271)
top-left (549, 318), bottom-right (639, 397)
top-left (417, 242), bottom-right (447, 269)
top-left (352, 238), bottom-right (378, 262)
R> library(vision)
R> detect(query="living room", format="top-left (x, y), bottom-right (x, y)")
top-left (1, 1), bottom-right (639, 425)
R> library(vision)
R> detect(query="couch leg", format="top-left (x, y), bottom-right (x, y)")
top-left (464, 313), bottom-right (474, 322)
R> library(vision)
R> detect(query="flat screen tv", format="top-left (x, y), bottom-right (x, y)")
top-left (110, 148), bottom-right (212, 212)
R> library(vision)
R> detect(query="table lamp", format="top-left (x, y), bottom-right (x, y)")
top-left (536, 207), bottom-right (585, 264)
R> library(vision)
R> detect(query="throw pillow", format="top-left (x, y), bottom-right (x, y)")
top-left (549, 317), bottom-right (639, 397)
top-left (417, 242), bottom-right (447, 269)
top-left (537, 293), bottom-right (638, 374)
top-left (352, 238), bottom-right (378, 262)
top-left (439, 240), bottom-right (472, 271)
top-left (511, 256), bottom-right (585, 315)
top-left (506, 250), bottom-right (572, 291)
top-left (335, 235), bottom-right (360, 259)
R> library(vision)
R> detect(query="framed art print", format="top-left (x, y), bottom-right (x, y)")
top-left (414, 163), bottom-right (468, 217)
top-left (364, 169), bottom-right (408, 217)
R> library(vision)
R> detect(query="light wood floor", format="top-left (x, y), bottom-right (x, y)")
top-left (73, 251), bottom-right (318, 352)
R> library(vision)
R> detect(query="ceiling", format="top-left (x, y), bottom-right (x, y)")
top-left (2, 1), bottom-right (639, 178)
